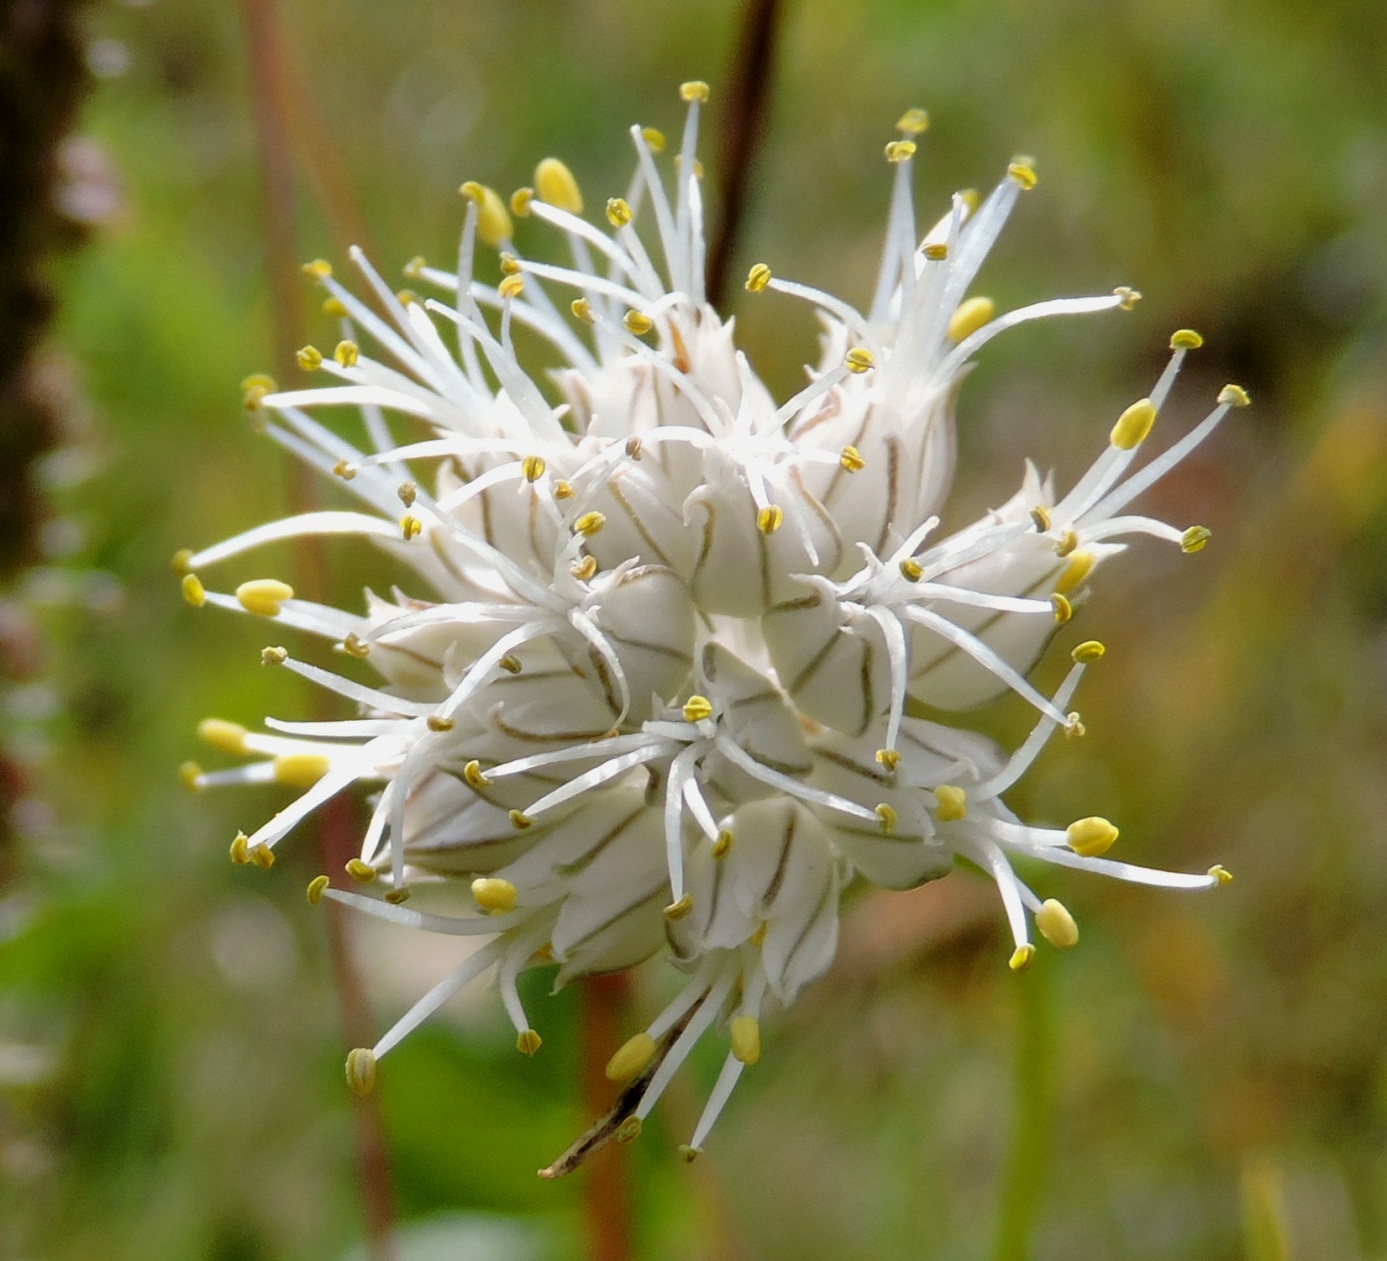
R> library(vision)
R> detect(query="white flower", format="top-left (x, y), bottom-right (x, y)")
top-left (179, 85), bottom-right (1243, 1167)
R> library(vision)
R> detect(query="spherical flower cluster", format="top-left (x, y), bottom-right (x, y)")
top-left (179, 85), bottom-right (1242, 1168)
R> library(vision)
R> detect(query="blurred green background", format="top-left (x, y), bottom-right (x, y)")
top-left (3, 0), bottom-right (1387, 1258)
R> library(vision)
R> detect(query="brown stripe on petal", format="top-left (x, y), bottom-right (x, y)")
top-left (761, 807), bottom-right (798, 912)
top-left (607, 475), bottom-right (676, 569)
top-left (815, 746), bottom-right (892, 787)
top-left (554, 803), bottom-right (650, 876)
top-left (871, 436), bottom-right (901, 556)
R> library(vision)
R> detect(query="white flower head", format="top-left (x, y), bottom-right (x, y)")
top-left (180, 85), bottom-right (1245, 1167)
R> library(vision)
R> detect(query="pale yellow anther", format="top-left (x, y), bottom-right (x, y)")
top-left (1055, 549), bottom-right (1094, 594)
top-left (384, 887), bottom-right (411, 905)
top-left (756, 505), bottom-right (783, 534)
top-left (333, 339), bottom-right (359, 368)
top-left (605, 1032), bottom-right (657, 1082)
top-left (341, 633), bottom-right (369, 659)
top-left (959, 188), bottom-right (980, 213)
top-left (606, 197), bottom-right (633, 228)
top-left (750, 922), bottom-right (768, 946)
top-left (640, 127), bottom-right (666, 153)
top-left (321, 297), bottom-right (347, 317)
top-left (402, 255), bottom-right (426, 280)
top-left (510, 187), bottom-right (533, 217)
top-left (573, 511), bottom-right (606, 537)
top-left (899, 557), bottom-right (924, 582)
top-left (947, 296), bottom-right (996, 342)
top-left (896, 107), bottom-right (929, 136)
top-left (241, 379), bottom-right (271, 411)
top-left (553, 480), bottom-right (574, 500)
top-left (499, 655), bottom-right (522, 674)
top-left (875, 803), bottom-right (898, 834)
top-left (1113, 286), bottom-right (1142, 310)
top-left (616, 1116), bottom-right (642, 1144)
top-left (1009, 943), bottom-right (1037, 971)
top-left (679, 80), bottom-right (710, 103)
top-left (306, 875), bottom-right (330, 905)
top-left (462, 760), bottom-right (490, 789)
top-left (534, 157), bottom-right (583, 214)
top-left (171, 548), bottom-right (193, 574)
top-left (623, 310), bottom-right (655, 336)
top-left (1030, 505), bottom-right (1052, 532)
top-left (730, 1015), bottom-right (761, 1066)
top-left (1067, 816), bottom-right (1119, 858)
top-left (682, 695), bottom-right (713, 724)
top-left (1111, 397), bottom-right (1158, 450)
top-left (399, 515), bottom-right (422, 541)
top-left (745, 262), bottom-right (772, 292)
top-left (1035, 898), bottom-right (1079, 948)
top-left (333, 459), bottom-right (357, 480)
top-left (1181, 526), bottom-right (1212, 554)
top-left (516, 1029), bottom-right (543, 1057)
top-left (839, 445), bottom-right (865, 472)
top-left (179, 761), bottom-right (203, 791)
top-left (876, 748), bottom-right (901, 771)
top-left (713, 829), bottom-right (733, 858)
top-left (472, 877), bottom-right (518, 914)
top-left (301, 259), bottom-right (332, 280)
top-left (922, 242), bottom-right (949, 261)
top-left (1218, 384), bottom-right (1251, 408)
top-left (181, 573), bottom-right (206, 607)
top-left (345, 1047), bottom-right (376, 1097)
top-left (570, 555), bottom-right (598, 581)
top-left (625, 436), bottom-right (643, 460)
top-left (1063, 712), bottom-right (1086, 739)
top-left (934, 784), bottom-right (967, 822)
top-left (426, 715), bottom-right (454, 732)
top-left (1208, 864), bottom-right (1233, 886)
top-left (508, 809), bottom-right (532, 830)
top-left (1170, 328), bottom-right (1204, 350)
top-left (274, 753), bottom-right (331, 788)
top-left (1072, 640), bottom-right (1105, 664)
top-left (199, 718), bottom-right (249, 756)
top-left (885, 139), bottom-right (917, 163)
top-left (1007, 158), bottom-right (1038, 190)
top-left (664, 894), bottom-right (693, 921)
top-left (295, 345), bottom-right (322, 372)
top-left (498, 273), bottom-right (525, 301)
top-left (1050, 593), bottom-right (1073, 623)
top-left (397, 481), bottom-right (417, 507)
top-left (1055, 529), bottom-right (1079, 557)
top-left (230, 832), bottom-right (251, 864)
top-left (570, 298), bottom-right (594, 324)
top-left (844, 346), bottom-right (875, 374)
top-left (458, 181), bottom-right (513, 248)
top-left (345, 859), bottom-right (376, 884)
top-left (235, 578), bottom-right (294, 617)
top-left (249, 843), bottom-right (275, 869)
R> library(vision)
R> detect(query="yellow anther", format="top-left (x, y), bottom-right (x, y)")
top-left (679, 80), bottom-right (710, 103)
top-left (321, 297), bottom-right (347, 317)
top-left (510, 186), bottom-right (533, 217)
top-left (499, 655), bottom-right (522, 674)
top-left (756, 505), bottom-right (783, 534)
top-left (934, 784), bottom-right (967, 822)
top-left (616, 1116), bottom-right (643, 1144)
top-left (402, 255), bottom-right (426, 280)
top-left (1181, 526), bottom-right (1212, 554)
top-left (534, 157), bottom-right (583, 214)
top-left (679, 1144), bottom-right (702, 1163)
top-left (839, 444), bottom-right (865, 472)
top-left (1071, 640), bottom-right (1105, 664)
top-left (345, 1047), bottom-right (376, 1097)
top-left (241, 373), bottom-right (274, 409)
top-left (876, 748), bottom-right (901, 771)
top-left (896, 106), bottom-right (930, 135)
top-left (333, 459), bottom-right (357, 480)
top-left (875, 803), bottom-right (898, 834)
top-left (960, 188), bottom-right (980, 213)
top-left (730, 1015), bottom-right (761, 1065)
top-left (1035, 899), bottom-right (1080, 949)
top-left (397, 481), bottom-right (417, 507)
top-left (230, 832), bottom-right (251, 864)
top-left (641, 126), bottom-right (666, 153)
top-left (570, 555), bottom-right (598, 581)
top-left (273, 753), bottom-right (331, 788)
top-left (1009, 943), bottom-right (1037, 971)
top-left (198, 718), bottom-right (249, 756)
top-left (340, 633), bottom-right (369, 659)
top-left (664, 894), bottom-right (693, 921)
top-left (553, 480), bottom-right (574, 500)
top-left (425, 714), bottom-right (454, 732)
top-left (333, 339), bottom-right (359, 368)
top-left (1208, 864), bottom-right (1233, 886)
top-left (235, 578), bottom-right (294, 617)
top-left (397, 287), bottom-right (420, 306)
top-left (1111, 397), bottom-right (1158, 450)
top-left (345, 859), bottom-right (376, 884)
top-left (922, 242), bottom-right (949, 261)
top-left (181, 573), bottom-right (206, 607)
top-left (947, 296), bottom-right (996, 342)
top-left (570, 297), bottom-right (594, 324)
top-left (1170, 328), bottom-right (1204, 350)
top-left (306, 875), bottom-right (330, 905)
top-left (295, 344), bottom-right (322, 372)
top-left (1067, 816), bottom-right (1119, 858)
top-left (1007, 158), bottom-right (1038, 190)
top-left (1113, 286), bottom-right (1142, 310)
top-left (1218, 384), bottom-right (1251, 408)
top-left (179, 761), bottom-right (203, 791)
top-left (171, 548), bottom-right (193, 574)
top-left (844, 346), bottom-right (875, 374)
top-left (605, 1032), bottom-right (657, 1082)
top-left (248, 843), bottom-right (275, 869)
top-left (521, 454), bottom-right (546, 482)
top-left (1063, 712), bottom-right (1086, 739)
top-left (301, 259), bottom-right (332, 280)
top-left (605, 197), bottom-right (633, 228)
top-left (400, 515), bottom-right (422, 541)
top-left (623, 310), bottom-right (655, 336)
top-left (573, 511), bottom-right (606, 537)
top-left (745, 262), bottom-right (772, 292)
top-left (1030, 505), bottom-right (1052, 532)
top-left (384, 887), bottom-right (411, 905)
top-left (899, 557), bottom-right (924, 582)
top-left (1055, 549), bottom-right (1095, 594)
top-left (516, 1029), bottom-right (543, 1057)
top-left (508, 809), bottom-right (532, 830)
top-left (712, 829), bottom-right (733, 858)
top-left (498, 273), bottom-right (525, 301)
top-left (750, 922), bottom-right (768, 946)
top-left (1055, 529), bottom-right (1079, 557)
top-left (458, 181), bottom-right (513, 248)
top-left (473, 877), bottom-right (518, 914)
top-left (532, 943), bottom-right (554, 964)
top-left (462, 760), bottom-right (490, 789)
top-left (1050, 593), bottom-right (1073, 623)
top-left (682, 695), bottom-right (713, 724)
top-left (884, 139), bottom-right (917, 163)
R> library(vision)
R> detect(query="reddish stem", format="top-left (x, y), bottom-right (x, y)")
top-left (579, 972), bottom-right (637, 1261)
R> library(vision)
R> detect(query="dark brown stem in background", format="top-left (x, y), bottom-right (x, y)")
top-left (239, 2), bottom-right (396, 1256)
top-left (705, 0), bottom-right (785, 310)
top-left (577, 972), bottom-right (637, 1261)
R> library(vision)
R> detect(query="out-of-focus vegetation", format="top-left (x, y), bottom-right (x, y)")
top-left (2, 0), bottom-right (1386, 1258)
